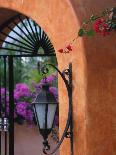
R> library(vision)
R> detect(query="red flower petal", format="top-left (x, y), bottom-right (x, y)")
top-left (58, 49), bottom-right (64, 53)
top-left (93, 18), bottom-right (110, 36)
top-left (66, 44), bottom-right (72, 51)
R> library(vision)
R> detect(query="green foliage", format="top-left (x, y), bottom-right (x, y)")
top-left (78, 28), bottom-right (85, 36)
top-left (112, 23), bottom-right (116, 29)
top-left (78, 28), bottom-right (94, 37)
top-left (29, 69), bottom-right (43, 83)
top-left (86, 29), bottom-right (95, 36)
top-left (90, 15), bottom-right (96, 22)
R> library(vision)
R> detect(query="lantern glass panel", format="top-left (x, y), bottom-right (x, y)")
top-left (47, 104), bottom-right (57, 129)
top-left (35, 104), bottom-right (46, 129)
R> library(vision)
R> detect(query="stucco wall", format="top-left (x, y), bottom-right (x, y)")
top-left (0, 0), bottom-right (115, 155)
top-left (71, 1), bottom-right (116, 155)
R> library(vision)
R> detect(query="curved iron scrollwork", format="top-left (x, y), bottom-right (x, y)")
top-left (0, 14), bottom-right (55, 56)
top-left (42, 63), bottom-right (73, 155)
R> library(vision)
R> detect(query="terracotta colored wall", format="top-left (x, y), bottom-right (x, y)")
top-left (70, 1), bottom-right (116, 155)
top-left (0, 0), bottom-right (115, 155)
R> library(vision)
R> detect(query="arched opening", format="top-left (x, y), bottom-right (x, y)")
top-left (0, 1), bottom-right (86, 155)
top-left (0, 8), bottom-right (59, 155)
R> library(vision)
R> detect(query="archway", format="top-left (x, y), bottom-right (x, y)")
top-left (0, 1), bottom-right (115, 155)
top-left (0, 8), bottom-right (59, 155)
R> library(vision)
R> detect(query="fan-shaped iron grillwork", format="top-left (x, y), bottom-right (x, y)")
top-left (0, 14), bottom-right (55, 56)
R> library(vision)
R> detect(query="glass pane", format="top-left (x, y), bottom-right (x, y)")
top-left (47, 104), bottom-right (57, 129)
top-left (35, 104), bottom-right (45, 129)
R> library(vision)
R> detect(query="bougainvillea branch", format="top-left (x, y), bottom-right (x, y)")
top-left (58, 7), bottom-right (116, 54)
top-left (58, 36), bottom-right (79, 54)
top-left (78, 7), bottom-right (116, 37)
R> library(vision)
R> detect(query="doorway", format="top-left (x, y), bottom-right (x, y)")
top-left (0, 10), bottom-right (59, 155)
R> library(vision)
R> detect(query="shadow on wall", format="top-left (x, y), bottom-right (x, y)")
top-left (70, 0), bottom-right (116, 155)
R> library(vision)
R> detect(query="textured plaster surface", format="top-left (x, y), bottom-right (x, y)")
top-left (0, 0), bottom-right (115, 155)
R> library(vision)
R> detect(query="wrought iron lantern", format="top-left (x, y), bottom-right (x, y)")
top-left (32, 63), bottom-right (73, 155)
top-left (32, 81), bottom-right (58, 150)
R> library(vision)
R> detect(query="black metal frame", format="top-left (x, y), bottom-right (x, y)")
top-left (41, 63), bottom-right (73, 155)
top-left (0, 14), bottom-right (56, 56)
top-left (32, 66), bottom-right (59, 150)
top-left (0, 56), bottom-right (14, 155)
top-left (33, 103), bottom-right (52, 150)
top-left (8, 56), bottom-right (14, 155)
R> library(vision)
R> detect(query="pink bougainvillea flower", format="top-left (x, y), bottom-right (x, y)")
top-left (41, 75), bottom-right (55, 84)
top-left (49, 87), bottom-right (58, 101)
top-left (66, 44), bottom-right (72, 51)
top-left (14, 90), bottom-right (21, 100)
top-left (14, 83), bottom-right (31, 98)
top-left (93, 18), bottom-right (110, 36)
top-left (58, 48), bottom-right (64, 53)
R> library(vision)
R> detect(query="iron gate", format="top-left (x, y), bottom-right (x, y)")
top-left (0, 56), bottom-right (14, 155)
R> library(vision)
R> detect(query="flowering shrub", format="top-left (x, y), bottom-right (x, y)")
top-left (15, 101), bottom-right (33, 123)
top-left (14, 83), bottom-right (33, 124)
top-left (0, 83), bottom-right (33, 125)
top-left (49, 87), bottom-right (58, 101)
top-left (0, 74), bottom-right (58, 126)
top-left (14, 83), bottom-right (31, 100)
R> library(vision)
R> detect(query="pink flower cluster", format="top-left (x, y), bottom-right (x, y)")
top-left (15, 101), bottom-right (33, 122)
top-left (41, 74), bottom-right (56, 84)
top-left (93, 18), bottom-right (110, 36)
top-left (14, 83), bottom-right (31, 100)
top-left (14, 83), bottom-right (33, 123)
top-left (0, 83), bottom-right (33, 124)
top-left (1, 77), bottom-right (58, 126)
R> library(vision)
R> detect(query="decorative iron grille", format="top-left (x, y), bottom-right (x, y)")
top-left (0, 14), bottom-right (55, 56)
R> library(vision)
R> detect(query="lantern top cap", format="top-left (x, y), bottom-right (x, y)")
top-left (32, 82), bottom-right (57, 104)
top-left (42, 83), bottom-right (50, 91)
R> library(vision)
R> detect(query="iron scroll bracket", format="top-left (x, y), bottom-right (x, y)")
top-left (42, 63), bottom-right (73, 155)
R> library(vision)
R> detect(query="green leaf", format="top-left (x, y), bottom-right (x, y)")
top-left (112, 23), bottom-right (116, 29)
top-left (90, 15), bottom-right (96, 21)
top-left (87, 29), bottom-right (95, 36)
top-left (78, 28), bottom-right (85, 36)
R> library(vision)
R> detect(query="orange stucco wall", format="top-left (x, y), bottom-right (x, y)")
top-left (0, 0), bottom-right (116, 155)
